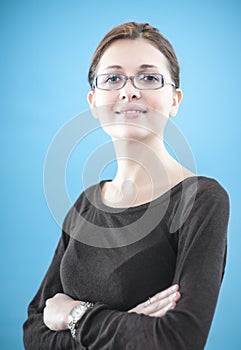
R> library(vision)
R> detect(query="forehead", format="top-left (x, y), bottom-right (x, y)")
top-left (97, 38), bottom-right (170, 74)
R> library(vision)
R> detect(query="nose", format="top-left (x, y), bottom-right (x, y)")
top-left (118, 79), bottom-right (141, 101)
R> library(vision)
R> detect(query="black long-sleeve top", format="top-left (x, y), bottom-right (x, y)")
top-left (23, 176), bottom-right (229, 349)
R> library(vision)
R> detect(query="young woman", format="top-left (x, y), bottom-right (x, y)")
top-left (23, 22), bottom-right (229, 349)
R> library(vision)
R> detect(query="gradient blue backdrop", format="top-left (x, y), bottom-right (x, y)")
top-left (1, 0), bottom-right (241, 349)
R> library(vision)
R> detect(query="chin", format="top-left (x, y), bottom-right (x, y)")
top-left (103, 124), bottom-right (151, 141)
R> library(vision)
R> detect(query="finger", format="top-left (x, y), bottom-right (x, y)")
top-left (145, 290), bottom-right (180, 310)
top-left (45, 298), bottom-right (51, 306)
top-left (149, 301), bottom-right (176, 317)
top-left (128, 285), bottom-right (180, 315)
top-left (141, 291), bottom-right (181, 316)
top-left (151, 284), bottom-right (179, 303)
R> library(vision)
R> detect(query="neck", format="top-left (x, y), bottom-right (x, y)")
top-left (114, 138), bottom-right (158, 179)
top-left (111, 135), bottom-right (187, 191)
top-left (101, 135), bottom-right (194, 207)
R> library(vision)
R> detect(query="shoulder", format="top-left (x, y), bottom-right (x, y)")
top-left (172, 176), bottom-right (229, 209)
top-left (62, 182), bottom-right (102, 233)
top-left (193, 176), bottom-right (229, 205)
top-left (75, 182), bottom-right (101, 210)
top-left (169, 176), bottom-right (229, 233)
top-left (183, 176), bottom-right (230, 221)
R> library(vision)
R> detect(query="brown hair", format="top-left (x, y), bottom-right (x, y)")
top-left (88, 21), bottom-right (180, 89)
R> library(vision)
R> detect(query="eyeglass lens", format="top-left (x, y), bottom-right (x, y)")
top-left (96, 73), bottom-right (165, 90)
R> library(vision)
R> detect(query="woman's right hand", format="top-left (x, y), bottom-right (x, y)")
top-left (128, 284), bottom-right (181, 318)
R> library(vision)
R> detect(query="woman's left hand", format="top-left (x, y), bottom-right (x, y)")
top-left (43, 293), bottom-right (82, 331)
top-left (128, 284), bottom-right (181, 317)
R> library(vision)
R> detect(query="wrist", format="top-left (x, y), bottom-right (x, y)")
top-left (63, 300), bottom-right (83, 329)
top-left (68, 301), bottom-right (94, 338)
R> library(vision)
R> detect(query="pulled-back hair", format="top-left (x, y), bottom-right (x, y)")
top-left (88, 22), bottom-right (180, 89)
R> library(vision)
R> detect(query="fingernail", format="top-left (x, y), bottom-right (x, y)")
top-left (171, 285), bottom-right (178, 291)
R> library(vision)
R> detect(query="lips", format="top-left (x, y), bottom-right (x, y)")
top-left (114, 104), bottom-right (147, 119)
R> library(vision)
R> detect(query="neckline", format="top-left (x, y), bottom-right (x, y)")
top-left (94, 175), bottom-right (199, 213)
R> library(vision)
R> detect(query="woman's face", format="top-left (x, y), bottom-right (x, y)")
top-left (87, 38), bottom-right (182, 140)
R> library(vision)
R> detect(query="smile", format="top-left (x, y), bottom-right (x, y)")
top-left (115, 110), bottom-right (146, 120)
top-left (118, 110), bottom-right (144, 114)
top-left (114, 104), bottom-right (147, 119)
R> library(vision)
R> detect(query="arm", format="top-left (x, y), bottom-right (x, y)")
top-left (71, 180), bottom-right (229, 350)
top-left (24, 179), bottom-right (229, 349)
top-left (24, 204), bottom-right (180, 349)
top-left (24, 235), bottom-right (180, 349)
top-left (23, 231), bottom-right (81, 350)
top-left (42, 284), bottom-right (181, 331)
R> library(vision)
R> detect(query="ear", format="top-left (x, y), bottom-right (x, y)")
top-left (87, 90), bottom-right (99, 119)
top-left (169, 89), bottom-right (183, 117)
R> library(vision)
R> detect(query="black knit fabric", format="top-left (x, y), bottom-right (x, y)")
top-left (23, 176), bottom-right (229, 350)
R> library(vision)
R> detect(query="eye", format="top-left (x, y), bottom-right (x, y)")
top-left (138, 73), bottom-right (161, 83)
top-left (104, 74), bottom-right (122, 84)
top-left (96, 74), bottom-right (124, 90)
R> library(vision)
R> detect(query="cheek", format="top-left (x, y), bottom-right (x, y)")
top-left (95, 91), bottom-right (117, 107)
top-left (147, 93), bottom-right (173, 117)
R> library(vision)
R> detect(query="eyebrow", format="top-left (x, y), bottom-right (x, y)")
top-left (139, 64), bottom-right (159, 69)
top-left (102, 64), bottom-right (159, 71)
top-left (102, 65), bottom-right (123, 70)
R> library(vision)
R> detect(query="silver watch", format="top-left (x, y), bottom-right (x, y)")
top-left (68, 302), bottom-right (94, 338)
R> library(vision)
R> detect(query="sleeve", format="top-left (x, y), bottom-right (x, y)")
top-left (72, 180), bottom-right (229, 350)
top-left (23, 231), bottom-right (82, 350)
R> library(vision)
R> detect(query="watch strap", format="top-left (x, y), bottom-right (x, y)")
top-left (68, 302), bottom-right (94, 339)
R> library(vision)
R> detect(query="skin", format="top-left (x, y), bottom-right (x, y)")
top-left (43, 37), bottom-right (192, 331)
top-left (88, 38), bottom-right (193, 208)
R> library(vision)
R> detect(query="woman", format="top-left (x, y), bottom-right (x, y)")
top-left (23, 22), bottom-right (229, 349)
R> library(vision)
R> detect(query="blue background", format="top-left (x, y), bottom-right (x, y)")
top-left (1, 0), bottom-right (241, 349)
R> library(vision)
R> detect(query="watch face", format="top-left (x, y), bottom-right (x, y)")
top-left (69, 303), bottom-right (86, 322)
top-left (68, 302), bottom-right (94, 337)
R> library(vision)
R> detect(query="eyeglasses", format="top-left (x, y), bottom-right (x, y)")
top-left (92, 73), bottom-right (176, 91)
